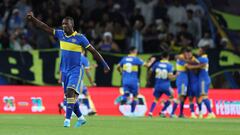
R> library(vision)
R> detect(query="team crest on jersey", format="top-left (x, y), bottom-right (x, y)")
top-left (72, 38), bottom-right (77, 43)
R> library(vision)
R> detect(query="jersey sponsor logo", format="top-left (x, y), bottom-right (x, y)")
top-left (72, 38), bottom-right (77, 43)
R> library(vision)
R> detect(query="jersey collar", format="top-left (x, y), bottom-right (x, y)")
top-left (160, 60), bottom-right (169, 63)
top-left (128, 54), bottom-right (136, 57)
top-left (202, 54), bottom-right (208, 57)
top-left (65, 31), bottom-right (77, 37)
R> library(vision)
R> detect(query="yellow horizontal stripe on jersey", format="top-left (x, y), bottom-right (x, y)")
top-left (60, 41), bottom-right (83, 52)
top-left (176, 64), bottom-right (186, 71)
top-left (123, 65), bottom-right (138, 72)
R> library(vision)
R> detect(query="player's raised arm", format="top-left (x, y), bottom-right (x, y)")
top-left (87, 45), bottom-right (110, 73)
top-left (143, 57), bottom-right (156, 67)
top-left (26, 12), bottom-right (54, 35)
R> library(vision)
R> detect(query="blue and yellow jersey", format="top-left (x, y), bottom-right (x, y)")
top-left (118, 55), bottom-right (144, 81)
top-left (176, 54), bottom-right (198, 72)
top-left (54, 29), bottom-right (90, 73)
top-left (198, 54), bottom-right (209, 79)
top-left (176, 54), bottom-right (187, 72)
top-left (151, 60), bottom-right (173, 85)
top-left (81, 55), bottom-right (90, 69)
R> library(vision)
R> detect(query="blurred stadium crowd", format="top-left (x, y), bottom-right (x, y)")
top-left (0, 0), bottom-right (234, 53)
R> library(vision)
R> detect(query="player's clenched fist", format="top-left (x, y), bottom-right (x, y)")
top-left (26, 12), bottom-right (34, 20)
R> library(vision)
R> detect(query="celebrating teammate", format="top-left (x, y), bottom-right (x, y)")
top-left (197, 47), bottom-right (216, 119)
top-left (171, 47), bottom-right (197, 118)
top-left (115, 47), bottom-right (154, 116)
top-left (148, 52), bottom-right (177, 117)
top-left (26, 12), bottom-right (110, 127)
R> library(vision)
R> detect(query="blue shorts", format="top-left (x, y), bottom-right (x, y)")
top-left (122, 79), bottom-right (139, 97)
top-left (153, 84), bottom-right (172, 98)
top-left (188, 82), bottom-right (200, 97)
top-left (176, 72), bottom-right (188, 96)
top-left (61, 66), bottom-right (84, 94)
top-left (199, 79), bottom-right (210, 95)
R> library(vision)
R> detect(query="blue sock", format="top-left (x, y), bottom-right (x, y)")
top-left (66, 98), bottom-right (75, 119)
top-left (149, 102), bottom-right (157, 113)
top-left (73, 102), bottom-right (82, 118)
top-left (203, 99), bottom-right (212, 113)
top-left (171, 102), bottom-right (178, 115)
top-left (131, 100), bottom-right (137, 113)
top-left (121, 93), bottom-right (129, 103)
top-left (197, 102), bottom-right (202, 112)
top-left (85, 99), bottom-right (90, 109)
top-left (179, 101), bottom-right (184, 116)
top-left (190, 103), bottom-right (194, 113)
top-left (161, 100), bottom-right (171, 112)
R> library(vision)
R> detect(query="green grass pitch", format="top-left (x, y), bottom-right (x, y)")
top-left (0, 115), bottom-right (240, 135)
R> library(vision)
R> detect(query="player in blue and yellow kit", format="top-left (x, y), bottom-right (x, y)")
top-left (79, 51), bottom-right (97, 115)
top-left (148, 52), bottom-right (177, 117)
top-left (187, 69), bottom-right (200, 118)
top-left (115, 47), bottom-right (153, 116)
top-left (197, 47), bottom-right (216, 119)
top-left (27, 12), bottom-right (110, 127)
top-left (171, 47), bottom-right (197, 118)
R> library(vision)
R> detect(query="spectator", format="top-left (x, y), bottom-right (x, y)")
top-left (167, 0), bottom-right (187, 35)
top-left (10, 29), bottom-right (32, 51)
top-left (97, 32), bottom-right (120, 53)
top-left (129, 6), bottom-right (145, 27)
top-left (112, 22), bottom-right (128, 53)
top-left (15, 0), bottom-right (32, 20)
top-left (135, 0), bottom-right (158, 25)
top-left (153, 0), bottom-right (168, 22)
top-left (176, 23), bottom-right (194, 47)
top-left (186, 0), bottom-right (205, 17)
top-left (8, 9), bottom-right (24, 32)
top-left (131, 20), bottom-right (144, 53)
top-left (197, 31), bottom-right (215, 48)
top-left (186, 9), bottom-right (200, 40)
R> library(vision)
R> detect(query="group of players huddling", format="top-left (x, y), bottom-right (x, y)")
top-left (26, 11), bottom-right (215, 128)
top-left (115, 47), bottom-right (215, 119)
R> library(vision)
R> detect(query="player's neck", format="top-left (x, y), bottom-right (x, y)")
top-left (65, 30), bottom-right (75, 36)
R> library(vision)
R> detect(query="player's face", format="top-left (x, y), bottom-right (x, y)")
top-left (198, 48), bottom-right (203, 55)
top-left (184, 51), bottom-right (192, 60)
top-left (62, 19), bottom-right (73, 34)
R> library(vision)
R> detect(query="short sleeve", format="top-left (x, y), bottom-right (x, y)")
top-left (136, 58), bottom-right (144, 66)
top-left (151, 63), bottom-right (157, 72)
top-left (168, 64), bottom-right (174, 73)
top-left (79, 34), bottom-right (90, 48)
top-left (198, 57), bottom-right (208, 64)
top-left (53, 29), bottom-right (63, 39)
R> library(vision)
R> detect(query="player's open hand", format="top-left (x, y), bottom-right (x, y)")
top-left (26, 12), bottom-right (34, 20)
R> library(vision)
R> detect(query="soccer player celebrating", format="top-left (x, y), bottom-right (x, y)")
top-left (187, 68), bottom-right (200, 119)
top-left (26, 12), bottom-right (110, 127)
top-left (148, 52), bottom-right (177, 117)
top-left (197, 47), bottom-right (216, 119)
top-left (115, 47), bottom-right (153, 116)
top-left (171, 47), bottom-right (196, 118)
